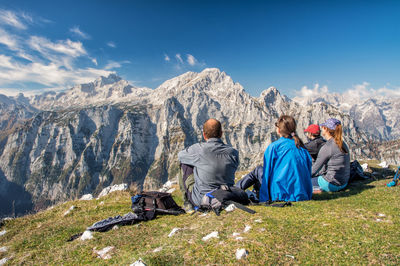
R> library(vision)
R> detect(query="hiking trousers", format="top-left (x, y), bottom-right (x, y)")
top-left (179, 163), bottom-right (195, 205)
top-left (235, 165), bottom-right (264, 193)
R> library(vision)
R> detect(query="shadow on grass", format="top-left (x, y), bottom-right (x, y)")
top-left (312, 168), bottom-right (395, 201)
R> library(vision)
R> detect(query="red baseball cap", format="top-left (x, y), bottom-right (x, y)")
top-left (304, 124), bottom-right (320, 134)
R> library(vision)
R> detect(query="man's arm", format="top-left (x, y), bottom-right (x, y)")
top-left (178, 143), bottom-right (201, 167)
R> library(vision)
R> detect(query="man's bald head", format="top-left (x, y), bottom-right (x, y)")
top-left (203, 119), bottom-right (222, 140)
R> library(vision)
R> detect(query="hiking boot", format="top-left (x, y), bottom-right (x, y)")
top-left (183, 201), bottom-right (194, 213)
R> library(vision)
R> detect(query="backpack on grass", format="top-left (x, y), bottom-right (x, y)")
top-left (199, 185), bottom-right (255, 215)
top-left (131, 191), bottom-right (185, 220)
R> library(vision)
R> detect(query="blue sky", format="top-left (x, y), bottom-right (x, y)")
top-left (0, 0), bottom-right (399, 98)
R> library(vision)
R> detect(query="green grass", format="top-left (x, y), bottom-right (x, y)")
top-left (1, 167), bottom-right (399, 265)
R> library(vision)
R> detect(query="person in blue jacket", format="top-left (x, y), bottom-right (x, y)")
top-left (236, 115), bottom-right (312, 202)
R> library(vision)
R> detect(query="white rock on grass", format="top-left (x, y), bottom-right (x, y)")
top-left (153, 247), bottom-right (163, 253)
top-left (168, 228), bottom-right (180, 237)
top-left (235, 236), bottom-right (244, 241)
top-left (0, 258), bottom-right (8, 265)
top-left (0, 246), bottom-right (7, 252)
top-left (80, 194), bottom-right (93, 200)
top-left (243, 225), bottom-right (251, 233)
top-left (112, 225), bottom-right (119, 230)
top-left (235, 249), bottom-right (248, 260)
top-left (94, 246), bottom-right (114, 260)
top-left (80, 230), bottom-right (93, 241)
top-left (202, 231), bottom-right (219, 241)
top-left (361, 163), bottom-right (369, 171)
top-left (97, 183), bottom-right (128, 198)
top-left (63, 206), bottom-right (75, 216)
top-left (225, 204), bottom-right (236, 212)
top-left (378, 161), bottom-right (389, 168)
top-left (254, 219), bottom-right (262, 223)
top-left (130, 258), bottom-right (146, 266)
top-left (378, 213), bottom-right (386, 217)
top-left (0, 230), bottom-right (6, 236)
top-left (232, 232), bottom-right (240, 237)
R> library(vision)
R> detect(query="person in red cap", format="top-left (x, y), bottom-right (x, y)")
top-left (304, 124), bottom-right (326, 163)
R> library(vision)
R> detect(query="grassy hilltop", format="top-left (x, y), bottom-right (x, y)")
top-left (0, 163), bottom-right (399, 265)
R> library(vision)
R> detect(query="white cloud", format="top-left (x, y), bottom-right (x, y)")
top-left (28, 36), bottom-right (87, 58)
top-left (295, 81), bottom-right (400, 102)
top-left (107, 41), bottom-right (116, 48)
top-left (104, 60), bottom-right (130, 70)
top-left (175, 53), bottom-right (183, 64)
top-left (0, 9), bottom-right (27, 29)
top-left (0, 11), bottom-right (118, 94)
top-left (0, 28), bottom-right (18, 49)
top-left (164, 53), bottom-right (170, 61)
top-left (186, 54), bottom-right (197, 66)
top-left (298, 83), bottom-right (329, 98)
top-left (69, 26), bottom-right (90, 39)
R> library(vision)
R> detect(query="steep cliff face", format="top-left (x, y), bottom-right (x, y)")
top-left (0, 69), bottom-right (380, 217)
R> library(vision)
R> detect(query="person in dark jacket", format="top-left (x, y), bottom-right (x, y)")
top-left (311, 118), bottom-right (350, 192)
top-left (304, 124), bottom-right (326, 163)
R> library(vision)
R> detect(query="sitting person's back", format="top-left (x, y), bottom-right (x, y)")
top-left (178, 119), bottom-right (239, 207)
top-left (303, 124), bottom-right (326, 163)
top-left (236, 115), bottom-right (312, 202)
top-left (312, 118), bottom-right (350, 192)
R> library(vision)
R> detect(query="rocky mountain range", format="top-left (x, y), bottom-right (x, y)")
top-left (0, 68), bottom-right (395, 217)
top-left (293, 92), bottom-right (400, 141)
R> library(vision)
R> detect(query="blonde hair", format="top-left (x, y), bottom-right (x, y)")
top-left (326, 124), bottom-right (348, 153)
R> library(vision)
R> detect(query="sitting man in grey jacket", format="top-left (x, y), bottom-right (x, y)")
top-left (178, 118), bottom-right (239, 210)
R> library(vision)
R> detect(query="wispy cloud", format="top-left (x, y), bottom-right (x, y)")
top-left (104, 60), bottom-right (130, 70)
top-left (0, 9), bottom-right (115, 95)
top-left (164, 53), bottom-right (170, 62)
top-left (107, 41), bottom-right (116, 48)
top-left (175, 53), bottom-right (183, 64)
top-left (0, 9), bottom-right (27, 29)
top-left (69, 26), bottom-right (90, 39)
top-left (186, 54), bottom-right (197, 66)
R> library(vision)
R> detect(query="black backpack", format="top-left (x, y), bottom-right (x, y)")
top-left (131, 191), bottom-right (185, 220)
top-left (200, 185), bottom-right (255, 215)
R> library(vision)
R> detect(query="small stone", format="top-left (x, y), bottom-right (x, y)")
top-left (254, 219), bottom-right (262, 223)
top-left (80, 230), bottom-right (93, 241)
top-left (286, 254), bottom-right (295, 259)
top-left (232, 232), bottom-right (241, 237)
top-left (0, 258), bottom-right (8, 265)
top-left (0, 230), bottom-right (6, 236)
top-left (199, 213), bottom-right (208, 217)
top-left (378, 161), bottom-right (388, 168)
top-left (0, 246), bottom-right (7, 252)
top-left (153, 247), bottom-right (163, 253)
top-left (202, 231), bottom-right (219, 241)
top-left (63, 205), bottom-right (75, 216)
top-left (243, 225), bottom-right (251, 233)
top-left (225, 204), bottom-right (236, 212)
top-left (377, 213), bottom-right (386, 217)
top-left (80, 194), bottom-right (93, 200)
top-left (168, 228), bottom-right (180, 237)
top-left (97, 183), bottom-right (128, 198)
top-left (361, 163), bottom-right (368, 171)
top-left (376, 219), bottom-right (382, 222)
top-left (235, 248), bottom-right (248, 260)
top-left (99, 201), bottom-right (105, 205)
top-left (260, 228), bottom-right (266, 232)
top-left (130, 258), bottom-right (146, 266)
top-left (112, 225), bottom-right (119, 230)
top-left (94, 246), bottom-right (114, 260)
top-left (235, 236), bottom-right (244, 241)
